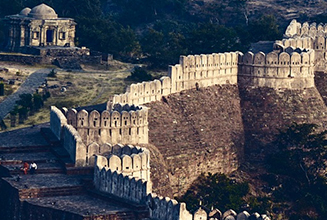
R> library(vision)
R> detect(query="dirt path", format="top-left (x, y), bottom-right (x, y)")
top-left (0, 69), bottom-right (51, 119)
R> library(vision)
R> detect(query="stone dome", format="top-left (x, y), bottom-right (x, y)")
top-left (28, 3), bottom-right (58, 19)
top-left (19, 7), bottom-right (31, 16)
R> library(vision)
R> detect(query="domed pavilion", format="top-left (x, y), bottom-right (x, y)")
top-left (4, 3), bottom-right (76, 52)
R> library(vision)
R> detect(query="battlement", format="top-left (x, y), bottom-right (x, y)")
top-left (284, 19), bottom-right (327, 39)
top-left (238, 47), bottom-right (315, 89)
top-left (111, 51), bottom-right (240, 106)
top-left (50, 105), bottom-right (67, 140)
top-left (170, 52), bottom-right (239, 93)
top-left (146, 195), bottom-right (271, 220)
top-left (111, 47), bottom-right (318, 108)
top-left (282, 19), bottom-right (327, 72)
top-left (63, 104), bottom-right (148, 146)
top-left (94, 147), bottom-right (270, 220)
top-left (95, 144), bottom-right (150, 182)
top-left (94, 166), bottom-right (150, 203)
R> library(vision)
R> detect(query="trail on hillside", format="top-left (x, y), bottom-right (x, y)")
top-left (0, 69), bottom-right (51, 119)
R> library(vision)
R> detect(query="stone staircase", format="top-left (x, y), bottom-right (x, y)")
top-left (0, 127), bottom-right (150, 220)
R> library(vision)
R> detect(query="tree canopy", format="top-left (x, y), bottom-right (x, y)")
top-left (266, 123), bottom-right (327, 219)
top-left (177, 173), bottom-right (249, 213)
top-left (0, 0), bottom-right (284, 69)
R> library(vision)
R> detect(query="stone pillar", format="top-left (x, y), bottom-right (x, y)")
top-left (20, 25), bottom-right (25, 47)
top-left (54, 26), bottom-right (59, 46)
top-left (39, 26), bottom-right (44, 46)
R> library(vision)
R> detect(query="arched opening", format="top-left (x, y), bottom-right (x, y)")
top-left (46, 29), bottom-right (54, 44)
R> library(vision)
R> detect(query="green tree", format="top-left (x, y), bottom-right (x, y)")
top-left (33, 93), bottom-right (43, 111)
top-left (249, 15), bottom-right (282, 42)
top-left (76, 17), bottom-right (140, 58)
top-left (126, 66), bottom-right (153, 82)
top-left (9, 105), bottom-right (18, 127)
top-left (178, 173), bottom-right (249, 213)
top-left (16, 93), bottom-right (33, 112)
top-left (267, 123), bottom-right (327, 219)
top-left (141, 28), bottom-right (187, 68)
top-left (17, 106), bottom-right (28, 124)
top-left (186, 23), bottom-right (242, 55)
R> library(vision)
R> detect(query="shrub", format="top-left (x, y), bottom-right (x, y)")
top-left (126, 66), bottom-right (153, 82)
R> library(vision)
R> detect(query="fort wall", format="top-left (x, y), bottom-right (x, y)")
top-left (63, 104), bottom-right (148, 146)
top-left (238, 48), bottom-right (315, 89)
top-left (95, 144), bottom-right (151, 183)
top-left (111, 48), bottom-right (316, 109)
top-left (282, 20), bottom-right (327, 72)
top-left (94, 166), bottom-right (149, 203)
top-left (62, 124), bottom-right (86, 166)
top-left (111, 52), bottom-right (240, 106)
top-left (50, 106), bottom-right (67, 140)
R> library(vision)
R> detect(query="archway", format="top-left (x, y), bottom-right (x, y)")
top-left (46, 29), bottom-right (54, 44)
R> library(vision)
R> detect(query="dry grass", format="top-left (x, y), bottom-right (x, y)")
top-left (1, 60), bottom-right (167, 131)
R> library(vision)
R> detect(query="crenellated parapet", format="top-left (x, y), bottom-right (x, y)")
top-left (170, 52), bottom-right (239, 93)
top-left (94, 144), bottom-right (151, 203)
top-left (62, 103), bottom-right (148, 146)
top-left (50, 106), bottom-right (67, 140)
top-left (94, 166), bottom-right (150, 203)
top-left (284, 19), bottom-right (327, 39)
top-left (239, 47), bottom-right (315, 89)
top-left (95, 144), bottom-right (150, 183)
top-left (113, 77), bottom-right (171, 106)
top-left (283, 19), bottom-right (327, 72)
top-left (146, 194), bottom-right (270, 220)
top-left (62, 124), bottom-right (86, 166)
top-left (111, 52), bottom-right (240, 106)
top-left (146, 194), bottom-right (192, 220)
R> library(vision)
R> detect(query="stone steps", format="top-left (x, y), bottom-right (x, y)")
top-left (0, 145), bottom-right (51, 154)
top-left (9, 167), bottom-right (65, 175)
top-left (19, 185), bottom-right (85, 199)
top-left (116, 212), bottom-right (138, 220)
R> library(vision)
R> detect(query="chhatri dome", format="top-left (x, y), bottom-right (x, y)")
top-left (28, 3), bottom-right (58, 19)
top-left (19, 7), bottom-right (31, 16)
top-left (4, 3), bottom-right (76, 51)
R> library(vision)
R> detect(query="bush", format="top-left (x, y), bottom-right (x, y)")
top-left (48, 69), bottom-right (57, 78)
top-left (177, 173), bottom-right (249, 213)
top-left (126, 66), bottom-right (153, 82)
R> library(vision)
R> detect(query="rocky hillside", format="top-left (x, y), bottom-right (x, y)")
top-left (146, 73), bottom-right (327, 197)
top-left (247, 0), bottom-right (327, 23)
top-left (239, 85), bottom-right (327, 156)
top-left (146, 84), bottom-right (245, 196)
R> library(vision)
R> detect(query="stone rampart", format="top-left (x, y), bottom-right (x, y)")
top-left (63, 104), bottom-right (148, 146)
top-left (50, 106), bottom-right (67, 140)
top-left (170, 52), bottom-right (239, 93)
top-left (282, 19), bottom-right (327, 72)
top-left (62, 124), bottom-right (86, 166)
top-left (111, 48), bottom-right (317, 107)
top-left (146, 194), bottom-right (270, 220)
top-left (284, 19), bottom-right (327, 39)
top-left (95, 144), bottom-right (150, 183)
top-left (111, 52), bottom-right (240, 106)
top-left (238, 47), bottom-right (315, 89)
top-left (94, 165), bottom-right (149, 204)
top-left (51, 105), bottom-right (87, 166)
top-left (146, 194), bottom-right (192, 220)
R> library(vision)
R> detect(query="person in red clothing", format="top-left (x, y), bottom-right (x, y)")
top-left (22, 162), bottom-right (29, 175)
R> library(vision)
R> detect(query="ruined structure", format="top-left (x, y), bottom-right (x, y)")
top-left (4, 4), bottom-right (75, 52)
top-left (1, 4), bottom-right (111, 68)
